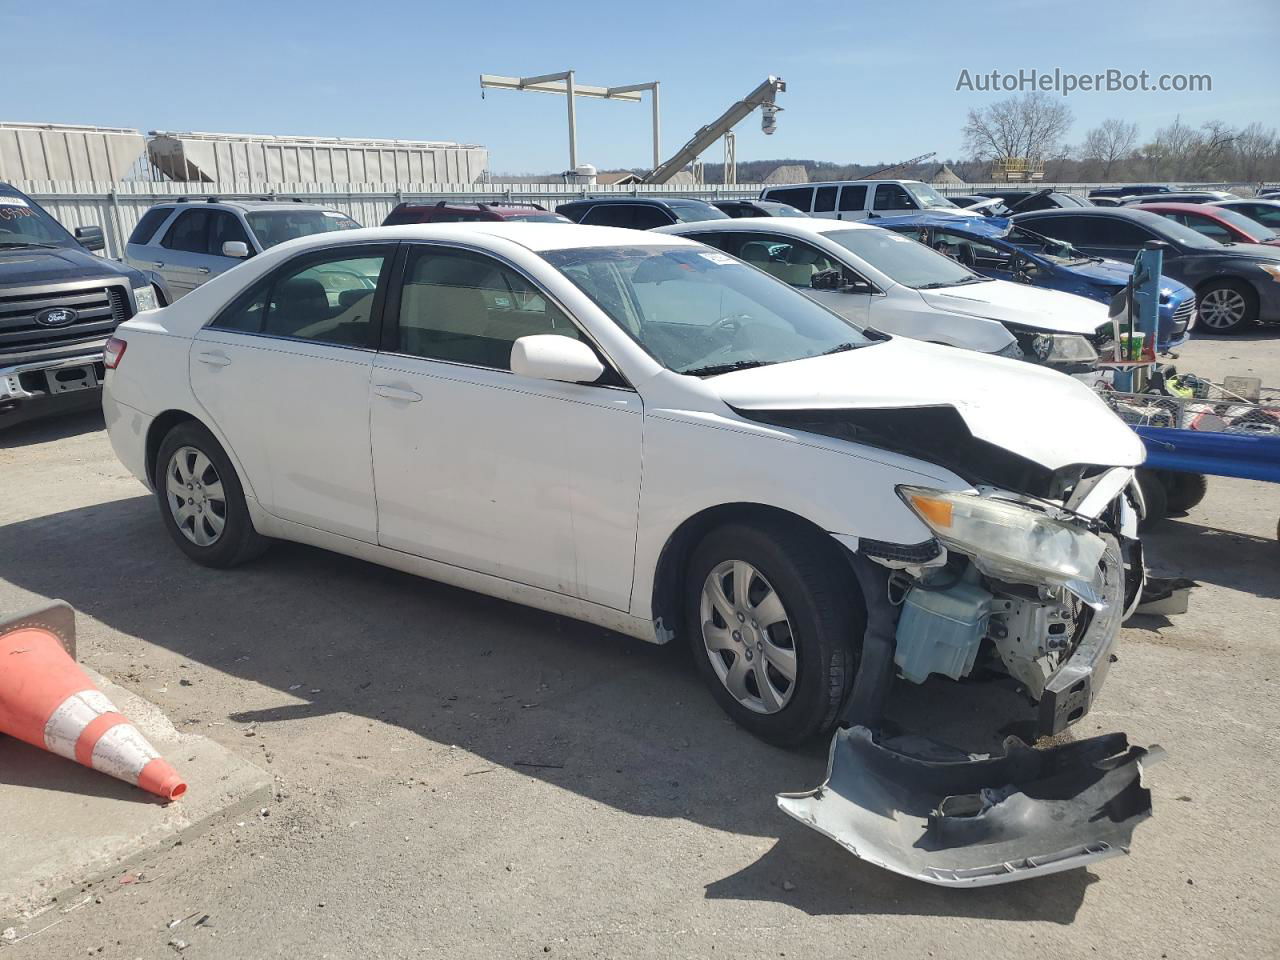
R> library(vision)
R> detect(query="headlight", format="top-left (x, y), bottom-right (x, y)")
top-left (897, 485), bottom-right (1106, 590)
top-left (132, 284), bottom-right (158, 312)
top-left (1010, 329), bottom-right (1097, 364)
top-left (1258, 263), bottom-right (1280, 283)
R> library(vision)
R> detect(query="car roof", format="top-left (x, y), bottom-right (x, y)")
top-left (871, 212), bottom-right (1011, 237)
top-left (151, 199), bottom-right (343, 214)
top-left (560, 196), bottom-right (707, 208)
top-left (253, 221), bottom-right (705, 256)
top-left (1133, 202), bottom-right (1227, 215)
top-left (658, 216), bottom-right (877, 236)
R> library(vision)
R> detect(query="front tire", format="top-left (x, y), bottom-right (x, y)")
top-left (684, 521), bottom-right (860, 746)
top-left (154, 421), bottom-right (267, 568)
top-left (1197, 279), bottom-right (1256, 333)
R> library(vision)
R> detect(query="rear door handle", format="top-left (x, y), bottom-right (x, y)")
top-left (153, 261), bottom-right (165, 268)
top-left (374, 384), bottom-right (422, 403)
top-left (197, 267), bottom-right (211, 275)
top-left (196, 351), bottom-right (232, 368)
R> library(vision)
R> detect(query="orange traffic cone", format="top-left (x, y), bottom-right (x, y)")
top-left (0, 601), bottom-right (186, 801)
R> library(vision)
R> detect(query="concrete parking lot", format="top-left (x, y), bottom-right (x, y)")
top-left (1, 334), bottom-right (1277, 960)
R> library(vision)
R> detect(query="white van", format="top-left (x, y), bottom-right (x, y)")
top-left (759, 179), bottom-right (977, 221)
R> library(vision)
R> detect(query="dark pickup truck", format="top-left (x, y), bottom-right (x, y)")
top-left (1, 182), bottom-right (155, 428)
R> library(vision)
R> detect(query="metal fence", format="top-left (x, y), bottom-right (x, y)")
top-left (15, 180), bottom-right (766, 259)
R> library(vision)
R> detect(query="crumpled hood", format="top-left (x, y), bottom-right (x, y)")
top-left (0, 246), bottom-right (144, 288)
top-left (919, 278), bottom-right (1107, 334)
top-left (712, 338), bottom-right (1144, 471)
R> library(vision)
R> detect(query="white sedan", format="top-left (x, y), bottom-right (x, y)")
top-left (102, 222), bottom-right (1144, 748)
top-left (656, 217), bottom-right (1109, 368)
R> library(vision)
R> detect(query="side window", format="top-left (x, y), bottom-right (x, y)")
top-left (631, 206), bottom-right (672, 229)
top-left (129, 208), bottom-right (172, 245)
top-left (874, 184), bottom-right (917, 211)
top-left (813, 186), bottom-right (837, 213)
top-left (394, 247), bottom-right (581, 370)
top-left (1250, 206), bottom-right (1280, 227)
top-left (581, 205), bottom-right (634, 228)
top-left (1022, 216), bottom-right (1086, 245)
top-left (762, 187), bottom-right (813, 211)
top-left (722, 232), bottom-right (837, 287)
top-left (685, 233), bottom-right (733, 252)
top-left (161, 210), bottom-right (211, 253)
top-left (1085, 218), bottom-right (1153, 246)
top-left (1182, 216), bottom-right (1232, 242)
top-left (935, 231), bottom-right (1010, 270)
top-left (207, 211), bottom-right (252, 256)
top-left (212, 248), bottom-right (388, 345)
top-left (839, 185), bottom-right (867, 212)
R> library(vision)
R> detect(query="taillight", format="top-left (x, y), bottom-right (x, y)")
top-left (104, 337), bottom-right (127, 370)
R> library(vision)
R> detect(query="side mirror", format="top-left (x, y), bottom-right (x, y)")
top-left (842, 277), bottom-right (873, 294)
top-left (810, 269), bottom-right (843, 291)
top-left (75, 225), bottom-right (105, 252)
top-left (222, 240), bottom-right (250, 258)
top-left (510, 335), bottom-right (604, 384)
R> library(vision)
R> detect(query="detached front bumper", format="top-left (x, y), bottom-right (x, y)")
top-left (779, 726), bottom-right (1155, 887)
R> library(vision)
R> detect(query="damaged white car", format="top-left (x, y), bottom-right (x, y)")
top-left (102, 223), bottom-right (1153, 885)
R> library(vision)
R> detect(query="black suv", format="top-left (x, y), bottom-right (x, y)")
top-left (1013, 207), bottom-right (1280, 333)
top-left (1088, 185), bottom-right (1173, 199)
top-left (556, 196), bottom-right (728, 229)
top-left (1, 182), bottom-right (153, 427)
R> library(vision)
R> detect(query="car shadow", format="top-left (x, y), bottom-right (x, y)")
top-left (0, 496), bottom-right (1093, 923)
top-left (1144, 517), bottom-right (1279, 599)
top-left (0, 407), bottom-right (104, 449)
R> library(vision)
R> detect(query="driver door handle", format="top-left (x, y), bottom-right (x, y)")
top-left (197, 267), bottom-right (211, 274)
top-left (196, 351), bottom-right (231, 368)
top-left (374, 384), bottom-right (423, 403)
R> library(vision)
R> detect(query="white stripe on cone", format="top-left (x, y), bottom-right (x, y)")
top-left (42, 689), bottom-right (116, 760)
top-left (91, 723), bottom-right (160, 784)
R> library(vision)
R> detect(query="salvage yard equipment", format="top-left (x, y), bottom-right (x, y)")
top-left (0, 601), bottom-right (186, 800)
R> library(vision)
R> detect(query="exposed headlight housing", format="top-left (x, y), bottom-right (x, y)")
top-left (1009, 328), bottom-right (1098, 365)
top-left (131, 283), bottom-right (158, 313)
top-left (897, 485), bottom-right (1107, 597)
top-left (1258, 263), bottom-right (1280, 284)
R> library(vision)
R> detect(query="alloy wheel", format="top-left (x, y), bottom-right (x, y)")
top-left (699, 560), bottom-right (798, 714)
top-left (1199, 287), bottom-right (1248, 330)
top-left (165, 445), bottom-right (227, 547)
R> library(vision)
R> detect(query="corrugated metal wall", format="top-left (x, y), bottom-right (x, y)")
top-left (13, 181), bottom-right (766, 259)
top-left (0, 124), bottom-right (146, 182)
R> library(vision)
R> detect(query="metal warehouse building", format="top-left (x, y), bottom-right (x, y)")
top-left (147, 131), bottom-right (488, 184)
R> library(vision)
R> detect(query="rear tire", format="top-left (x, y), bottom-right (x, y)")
top-left (154, 421), bottom-right (267, 568)
top-left (1163, 472), bottom-right (1208, 514)
top-left (1137, 469), bottom-right (1168, 530)
top-left (684, 520), bottom-right (860, 746)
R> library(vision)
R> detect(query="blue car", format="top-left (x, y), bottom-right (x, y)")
top-left (874, 212), bottom-right (1195, 351)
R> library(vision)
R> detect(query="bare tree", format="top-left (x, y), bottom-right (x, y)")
top-left (962, 92), bottom-right (1073, 164)
top-left (1232, 122), bottom-right (1276, 181)
top-left (1081, 118), bottom-right (1138, 180)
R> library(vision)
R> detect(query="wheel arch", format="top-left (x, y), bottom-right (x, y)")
top-left (648, 501), bottom-right (855, 646)
top-left (144, 409), bottom-right (204, 488)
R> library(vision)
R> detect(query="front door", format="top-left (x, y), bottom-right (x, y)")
top-left (369, 244), bottom-right (642, 610)
top-left (871, 183), bottom-right (920, 218)
top-left (190, 242), bottom-right (394, 542)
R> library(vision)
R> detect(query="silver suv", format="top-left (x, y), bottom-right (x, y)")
top-left (124, 198), bottom-right (359, 303)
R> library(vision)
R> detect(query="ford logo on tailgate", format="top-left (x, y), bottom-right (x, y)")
top-left (35, 307), bottom-right (78, 327)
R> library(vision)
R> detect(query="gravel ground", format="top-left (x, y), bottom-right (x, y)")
top-left (1, 333), bottom-right (1276, 959)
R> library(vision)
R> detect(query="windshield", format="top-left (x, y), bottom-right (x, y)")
top-left (541, 245), bottom-right (876, 376)
top-left (908, 183), bottom-right (959, 210)
top-left (245, 209), bottom-right (360, 249)
top-left (671, 203), bottom-right (731, 223)
top-left (1145, 214), bottom-right (1226, 250)
top-left (823, 229), bottom-right (981, 288)
top-left (1005, 225), bottom-right (1093, 264)
top-left (0, 194), bottom-right (75, 248)
top-left (1207, 207), bottom-right (1277, 242)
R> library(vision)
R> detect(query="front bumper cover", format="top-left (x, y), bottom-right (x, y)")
top-left (778, 725), bottom-right (1155, 887)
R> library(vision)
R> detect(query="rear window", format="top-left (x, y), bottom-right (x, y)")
top-left (129, 208), bottom-right (173, 245)
top-left (670, 203), bottom-right (730, 223)
top-left (245, 210), bottom-right (359, 249)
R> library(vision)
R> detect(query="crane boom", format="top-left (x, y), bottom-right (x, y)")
top-left (642, 76), bottom-right (785, 184)
top-left (858, 151), bottom-right (937, 180)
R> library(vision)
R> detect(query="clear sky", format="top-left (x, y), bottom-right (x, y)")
top-left (6, 0), bottom-right (1277, 174)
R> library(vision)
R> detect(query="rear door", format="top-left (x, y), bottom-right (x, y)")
top-left (156, 209), bottom-right (213, 299)
top-left (837, 184), bottom-right (868, 221)
top-left (190, 242), bottom-right (395, 542)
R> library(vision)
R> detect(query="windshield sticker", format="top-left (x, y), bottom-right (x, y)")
top-left (0, 197), bottom-right (31, 207)
top-left (699, 251), bottom-right (736, 266)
